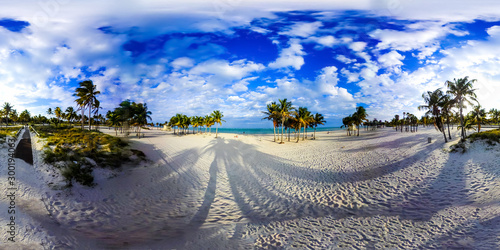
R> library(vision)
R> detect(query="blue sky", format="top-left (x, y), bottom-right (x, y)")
top-left (1, 1), bottom-right (500, 128)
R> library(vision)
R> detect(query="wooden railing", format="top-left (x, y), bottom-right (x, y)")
top-left (29, 125), bottom-right (40, 137)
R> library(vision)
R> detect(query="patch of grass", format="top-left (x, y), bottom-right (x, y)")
top-left (468, 129), bottom-right (500, 143)
top-left (61, 161), bottom-right (94, 187)
top-left (0, 126), bottom-right (23, 142)
top-left (450, 129), bottom-right (500, 153)
top-left (37, 125), bottom-right (146, 187)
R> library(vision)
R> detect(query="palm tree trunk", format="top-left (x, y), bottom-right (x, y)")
top-left (81, 109), bottom-right (84, 130)
top-left (447, 117), bottom-right (451, 140)
top-left (459, 101), bottom-right (465, 139)
top-left (313, 127), bottom-right (316, 140)
top-left (216, 124), bottom-right (218, 138)
top-left (88, 102), bottom-right (92, 131)
top-left (273, 123), bottom-right (276, 142)
top-left (281, 121), bottom-right (284, 143)
top-left (288, 128), bottom-right (290, 142)
top-left (296, 125), bottom-right (301, 142)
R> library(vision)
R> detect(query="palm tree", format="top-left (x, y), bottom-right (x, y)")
top-left (458, 114), bottom-right (476, 137)
top-left (73, 80), bottom-right (101, 130)
top-left (19, 109), bottom-right (31, 123)
top-left (293, 107), bottom-right (312, 142)
top-left (438, 94), bottom-right (455, 140)
top-left (2, 102), bottom-right (13, 127)
top-left (262, 102), bottom-right (279, 142)
top-left (133, 103), bottom-right (152, 138)
top-left (47, 107), bottom-right (53, 118)
top-left (206, 116), bottom-right (214, 134)
top-left (277, 98), bottom-right (293, 143)
top-left (352, 106), bottom-right (368, 136)
top-left (312, 113), bottom-right (326, 139)
top-left (10, 110), bottom-right (18, 125)
top-left (488, 108), bottom-right (500, 128)
top-left (445, 77), bottom-right (477, 139)
top-left (341, 115), bottom-right (354, 136)
top-left (469, 105), bottom-right (486, 132)
top-left (107, 112), bottom-right (121, 136)
top-left (54, 107), bottom-right (63, 124)
top-left (419, 88), bottom-right (448, 142)
top-left (65, 107), bottom-right (77, 124)
top-left (211, 110), bottom-right (225, 138)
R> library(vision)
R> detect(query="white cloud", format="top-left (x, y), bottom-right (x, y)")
top-left (307, 35), bottom-right (337, 47)
top-left (377, 51), bottom-right (404, 73)
top-left (227, 96), bottom-right (245, 102)
top-left (349, 41), bottom-right (366, 52)
top-left (336, 55), bottom-right (356, 64)
top-left (190, 59), bottom-right (264, 84)
top-left (268, 41), bottom-right (306, 70)
top-left (279, 21), bottom-right (323, 37)
top-left (171, 57), bottom-right (194, 69)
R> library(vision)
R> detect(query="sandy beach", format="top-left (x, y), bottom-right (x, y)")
top-left (1, 126), bottom-right (499, 249)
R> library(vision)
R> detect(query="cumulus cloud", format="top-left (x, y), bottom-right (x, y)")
top-left (268, 41), bottom-right (306, 70)
top-left (279, 21), bottom-right (323, 37)
top-left (377, 51), bottom-right (404, 73)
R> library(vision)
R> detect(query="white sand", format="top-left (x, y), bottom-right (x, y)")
top-left (1, 127), bottom-right (499, 249)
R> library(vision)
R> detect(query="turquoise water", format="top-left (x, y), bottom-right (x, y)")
top-left (215, 127), bottom-right (342, 135)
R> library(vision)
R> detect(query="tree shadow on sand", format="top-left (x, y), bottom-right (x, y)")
top-left (98, 132), bottom-right (496, 248)
top-left (189, 136), bottom-right (445, 225)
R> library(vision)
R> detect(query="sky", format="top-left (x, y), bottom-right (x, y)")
top-left (1, 0), bottom-right (500, 128)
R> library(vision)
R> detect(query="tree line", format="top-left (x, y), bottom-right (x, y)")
top-left (167, 110), bottom-right (225, 138)
top-left (418, 76), bottom-right (494, 142)
top-left (262, 98), bottom-right (326, 143)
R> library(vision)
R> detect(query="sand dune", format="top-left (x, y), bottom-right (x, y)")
top-left (1, 127), bottom-right (499, 249)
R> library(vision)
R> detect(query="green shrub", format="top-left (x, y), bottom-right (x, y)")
top-left (39, 125), bottom-right (146, 186)
top-left (61, 162), bottom-right (94, 187)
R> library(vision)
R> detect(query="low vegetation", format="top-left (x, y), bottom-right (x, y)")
top-left (36, 125), bottom-right (146, 187)
top-left (0, 126), bottom-right (23, 143)
top-left (450, 129), bottom-right (500, 153)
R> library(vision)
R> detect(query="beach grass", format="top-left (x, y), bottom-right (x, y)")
top-left (450, 128), bottom-right (500, 152)
top-left (36, 125), bottom-right (146, 186)
top-left (0, 126), bottom-right (23, 143)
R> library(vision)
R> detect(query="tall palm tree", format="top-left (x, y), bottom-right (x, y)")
top-left (277, 98), bottom-right (293, 144)
top-left (262, 102), bottom-right (279, 142)
top-left (133, 103), bottom-right (152, 138)
top-left (2, 102), bottom-right (13, 127)
top-left (312, 113), bottom-right (326, 139)
top-left (419, 88), bottom-right (448, 142)
top-left (445, 76), bottom-right (477, 139)
top-left (74, 80), bottom-right (101, 131)
top-left (469, 105), bottom-right (486, 132)
top-left (438, 94), bottom-right (455, 140)
top-left (211, 110), bottom-right (225, 138)
top-left (352, 106), bottom-right (368, 136)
